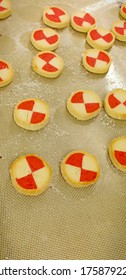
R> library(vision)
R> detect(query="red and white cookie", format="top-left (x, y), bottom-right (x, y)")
top-left (83, 49), bottom-right (111, 74)
top-left (71, 11), bottom-right (96, 33)
top-left (86, 28), bottom-right (115, 50)
top-left (111, 20), bottom-right (126, 42)
top-left (0, 60), bottom-right (14, 87)
top-left (109, 136), bottom-right (126, 172)
top-left (120, 3), bottom-right (126, 19)
top-left (14, 98), bottom-right (49, 130)
top-left (104, 89), bottom-right (126, 120)
top-left (31, 28), bottom-right (59, 51)
top-left (10, 154), bottom-right (52, 196)
top-left (43, 6), bottom-right (69, 29)
top-left (32, 51), bottom-right (64, 78)
top-left (0, 0), bottom-right (12, 19)
top-left (67, 90), bottom-right (101, 120)
top-left (61, 150), bottom-right (100, 187)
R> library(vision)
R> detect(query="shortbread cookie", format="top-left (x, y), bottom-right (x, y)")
top-left (10, 154), bottom-right (52, 196)
top-left (120, 3), bottom-right (126, 19)
top-left (67, 90), bottom-right (101, 120)
top-left (104, 89), bottom-right (126, 120)
top-left (86, 28), bottom-right (115, 50)
top-left (83, 49), bottom-right (111, 74)
top-left (14, 98), bottom-right (49, 130)
top-left (31, 28), bottom-right (59, 51)
top-left (61, 150), bottom-right (100, 187)
top-left (109, 136), bottom-right (126, 172)
top-left (71, 11), bottom-right (96, 33)
top-left (0, 60), bottom-right (14, 87)
top-left (0, 0), bottom-right (12, 19)
top-left (111, 20), bottom-right (126, 42)
top-left (32, 51), bottom-right (64, 78)
top-left (43, 6), bottom-right (69, 29)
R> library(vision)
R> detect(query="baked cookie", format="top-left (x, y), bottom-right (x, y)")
top-left (31, 28), bottom-right (59, 51)
top-left (14, 98), bottom-right (50, 130)
top-left (10, 154), bottom-right (52, 196)
top-left (61, 150), bottom-right (100, 187)
top-left (111, 20), bottom-right (126, 42)
top-left (86, 28), bottom-right (115, 50)
top-left (67, 90), bottom-right (101, 120)
top-left (0, 60), bottom-right (14, 87)
top-left (104, 89), bottom-right (126, 120)
top-left (109, 136), bottom-right (126, 172)
top-left (120, 3), bottom-right (126, 19)
top-left (0, 0), bottom-right (12, 19)
top-left (71, 11), bottom-right (96, 33)
top-left (32, 51), bottom-right (64, 78)
top-left (83, 49), bottom-right (111, 74)
top-left (43, 6), bottom-right (69, 29)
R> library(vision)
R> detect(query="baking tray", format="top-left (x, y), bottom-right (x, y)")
top-left (0, 0), bottom-right (126, 260)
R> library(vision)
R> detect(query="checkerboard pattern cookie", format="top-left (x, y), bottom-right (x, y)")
top-left (10, 154), bottom-right (52, 196)
top-left (14, 98), bottom-right (50, 130)
top-left (0, 0), bottom-right (12, 19)
top-left (86, 28), bottom-right (115, 50)
top-left (71, 11), bottom-right (96, 33)
top-left (104, 89), bottom-right (126, 120)
top-left (43, 6), bottom-right (69, 29)
top-left (61, 150), bottom-right (100, 187)
top-left (83, 49), bottom-right (111, 74)
top-left (0, 60), bottom-right (14, 87)
top-left (112, 20), bottom-right (126, 42)
top-left (109, 137), bottom-right (126, 172)
top-left (31, 28), bottom-right (59, 51)
top-left (120, 3), bottom-right (126, 19)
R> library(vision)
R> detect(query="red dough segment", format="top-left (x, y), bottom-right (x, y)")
top-left (80, 169), bottom-right (97, 182)
top-left (33, 30), bottom-right (58, 44)
top-left (66, 153), bottom-right (84, 168)
top-left (97, 51), bottom-right (110, 63)
top-left (108, 94), bottom-right (121, 108)
top-left (115, 23), bottom-right (126, 35)
top-left (74, 13), bottom-right (95, 26)
top-left (16, 174), bottom-right (37, 190)
top-left (86, 56), bottom-right (96, 67)
top-left (45, 7), bottom-right (65, 23)
top-left (18, 100), bottom-right (35, 111)
top-left (26, 155), bottom-right (45, 172)
top-left (0, 61), bottom-right (8, 70)
top-left (0, 6), bottom-right (7, 11)
top-left (30, 112), bottom-right (46, 124)
top-left (39, 52), bottom-right (56, 62)
top-left (71, 91), bottom-right (84, 103)
top-left (90, 30), bottom-right (113, 42)
top-left (115, 150), bottom-right (126, 166)
top-left (85, 103), bottom-right (100, 113)
top-left (122, 7), bottom-right (126, 14)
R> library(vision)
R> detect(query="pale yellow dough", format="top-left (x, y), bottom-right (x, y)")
top-left (43, 6), bottom-right (69, 29)
top-left (0, 59), bottom-right (14, 87)
top-left (31, 28), bottom-right (60, 51)
top-left (109, 136), bottom-right (126, 173)
top-left (104, 89), bottom-right (126, 120)
top-left (111, 20), bottom-right (126, 42)
top-left (71, 11), bottom-right (96, 33)
top-left (86, 28), bottom-right (115, 50)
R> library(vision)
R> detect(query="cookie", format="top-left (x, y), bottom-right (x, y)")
top-left (10, 154), bottom-right (52, 196)
top-left (120, 3), bottom-right (126, 19)
top-left (32, 51), bottom-right (64, 78)
top-left (14, 98), bottom-right (50, 130)
top-left (71, 11), bottom-right (96, 33)
top-left (0, 0), bottom-right (12, 19)
top-left (83, 49), bottom-right (111, 74)
top-left (67, 90), bottom-right (101, 120)
top-left (86, 28), bottom-right (115, 50)
top-left (0, 60), bottom-right (14, 87)
top-left (109, 136), bottom-right (126, 172)
top-left (43, 6), bottom-right (69, 29)
top-left (111, 20), bottom-right (126, 42)
top-left (61, 150), bottom-right (100, 187)
top-left (31, 28), bottom-right (59, 51)
top-left (104, 89), bottom-right (126, 120)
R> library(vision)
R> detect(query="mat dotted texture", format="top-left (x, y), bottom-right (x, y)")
top-left (0, 0), bottom-right (126, 260)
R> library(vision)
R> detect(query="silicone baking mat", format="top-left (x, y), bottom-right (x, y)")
top-left (0, 0), bottom-right (126, 260)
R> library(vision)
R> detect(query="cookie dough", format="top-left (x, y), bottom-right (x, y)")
top-left (43, 6), bottom-right (69, 29)
top-left (31, 28), bottom-right (59, 51)
top-left (14, 98), bottom-right (50, 130)
top-left (32, 51), bottom-right (64, 78)
top-left (61, 150), bottom-right (100, 187)
top-left (83, 49), bottom-right (111, 74)
top-left (104, 89), bottom-right (126, 120)
top-left (86, 28), bottom-right (115, 50)
top-left (10, 154), bottom-right (52, 196)
top-left (67, 90), bottom-right (101, 120)
top-left (109, 136), bottom-right (126, 172)
top-left (71, 11), bottom-right (96, 33)
top-left (120, 3), bottom-right (126, 19)
top-left (0, 60), bottom-right (14, 87)
top-left (0, 0), bottom-right (12, 19)
top-left (111, 20), bottom-right (126, 42)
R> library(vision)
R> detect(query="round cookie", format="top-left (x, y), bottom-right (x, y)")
top-left (71, 11), bottom-right (96, 33)
top-left (67, 90), bottom-right (101, 120)
top-left (14, 98), bottom-right (50, 130)
top-left (31, 28), bottom-right (59, 51)
top-left (104, 89), bottom-right (126, 120)
top-left (86, 28), bottom-right (115, 50)
top-left (111, 20), bottom-right (126, 42)
top-left (83, 49), bottom-right (111, 74)
top-left (43, 6), bottom-right (69, 29)
top-left (0, 0), bottom-right (12, 19)
top-left (10, 154), bottom-right (52, 196)
top-left (32, 51), bottom-right (64, 78)
top-left (61, 150), bottom-right (100, 187)
top-left (109, 136), bottom-right (126, 172)
top-left (0, 60), bottom-right (14, 87)
top-left (120, 3), bottom-right (126, 19)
